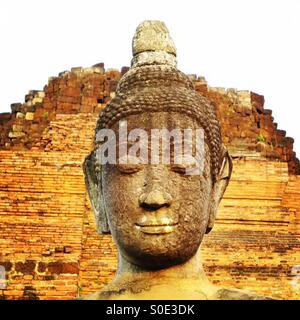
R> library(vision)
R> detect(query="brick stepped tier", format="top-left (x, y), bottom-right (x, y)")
top-left (0, 64), bottom-right (299, 174)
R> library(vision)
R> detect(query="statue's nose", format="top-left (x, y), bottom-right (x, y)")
top-left (139, 188), bottom-right (172, 210)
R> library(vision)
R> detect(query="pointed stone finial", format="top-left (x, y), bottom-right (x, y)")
top-left (131, 20), bottom-right (177, 68)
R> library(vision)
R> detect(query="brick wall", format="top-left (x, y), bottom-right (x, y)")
top-left (0, 149), bottom-right (299, 299)
top-left (0, 65), bottom-right (299, 299)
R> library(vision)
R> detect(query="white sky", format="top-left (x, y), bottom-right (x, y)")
top-left (0, 0), bottom-right (299, 156)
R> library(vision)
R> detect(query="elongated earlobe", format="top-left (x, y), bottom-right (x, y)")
top-left (206, 149), bottom-right (233, 234)
top-left (83, 151), bottom-right (110, 234)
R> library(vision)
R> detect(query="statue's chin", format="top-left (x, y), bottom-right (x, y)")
top-left (120, 244), bottom-right (199, 270)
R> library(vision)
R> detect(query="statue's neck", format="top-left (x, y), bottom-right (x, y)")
top-left (117, 246), bottom-right (205, 278)
top-left (104, 247), bottom-right (217, 299)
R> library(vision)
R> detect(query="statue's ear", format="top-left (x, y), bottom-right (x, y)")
top-left (83, 151), bottom-right (110, 234)
top-left (206, 148), bottom-right (233, 234)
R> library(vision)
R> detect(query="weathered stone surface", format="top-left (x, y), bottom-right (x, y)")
top-left (25, 112), bottom-right (34, 121)
top-left (47, 262), bottom-right (78, 274)
top-left (8, 131), bottom-right (25, 138)
top-left (16, 112), bottom-right (25, 119)
top-left (32, 97), bottom-right (43, 105)
top-left (12, 125), bottom-right (23, 132)
top-left (0, 113), bottom-right (11, 124)
top-left (10, 103), bottom-right (22, 113)
top-left (15, 261), bottom-right (36, 275)
top-left (0, 261), bottom-right (13, 271)
top-left (132, 21), bottom-right (177, 68)
top-left (132, 20), bottom-right (176, 56)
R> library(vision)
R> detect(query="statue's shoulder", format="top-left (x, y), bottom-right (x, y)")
top-left (79, 287), bottom-right (276, 300)
top-left (79, 289), bottom-right (125, 300)
top-left (211, 288), bottom-right (275, 300)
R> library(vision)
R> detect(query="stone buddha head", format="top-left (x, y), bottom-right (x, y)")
top-left (83, 21), bottom-right (232, 275)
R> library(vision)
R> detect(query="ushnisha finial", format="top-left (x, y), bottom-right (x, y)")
top-left (131, 20), bottom-right (177, 68)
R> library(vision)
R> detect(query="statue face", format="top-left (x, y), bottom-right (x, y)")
top-left (100, 112), bottom-right (214, 269)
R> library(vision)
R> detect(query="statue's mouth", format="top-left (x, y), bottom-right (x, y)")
top-left (135, 224), bottom-right (178, 234)
top-left (135, 211), bottom-right (178, 234)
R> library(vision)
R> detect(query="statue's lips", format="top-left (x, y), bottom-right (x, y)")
top-left (135, 224), bottom-right (177, 234)
top-left (135, 210), bottom-right (178, 234)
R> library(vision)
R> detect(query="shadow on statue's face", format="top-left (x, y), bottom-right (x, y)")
top-left (101, 112), bottom-right (214, 269)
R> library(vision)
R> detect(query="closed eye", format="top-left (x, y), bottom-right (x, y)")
top-left (171, 161), bottom-right (201, 175)
top-left (115, 155), bottom-right (144, 174)
top-left (171, 164), bottom-right (187, 174)
top-left (115, 163), bottom-right (143, 174)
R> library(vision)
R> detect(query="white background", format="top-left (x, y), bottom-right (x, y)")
top-left (0, 0), bottom-right (299, 155)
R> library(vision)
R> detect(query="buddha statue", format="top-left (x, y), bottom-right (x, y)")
top-left (82, 20), bottom-right (271, 300)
